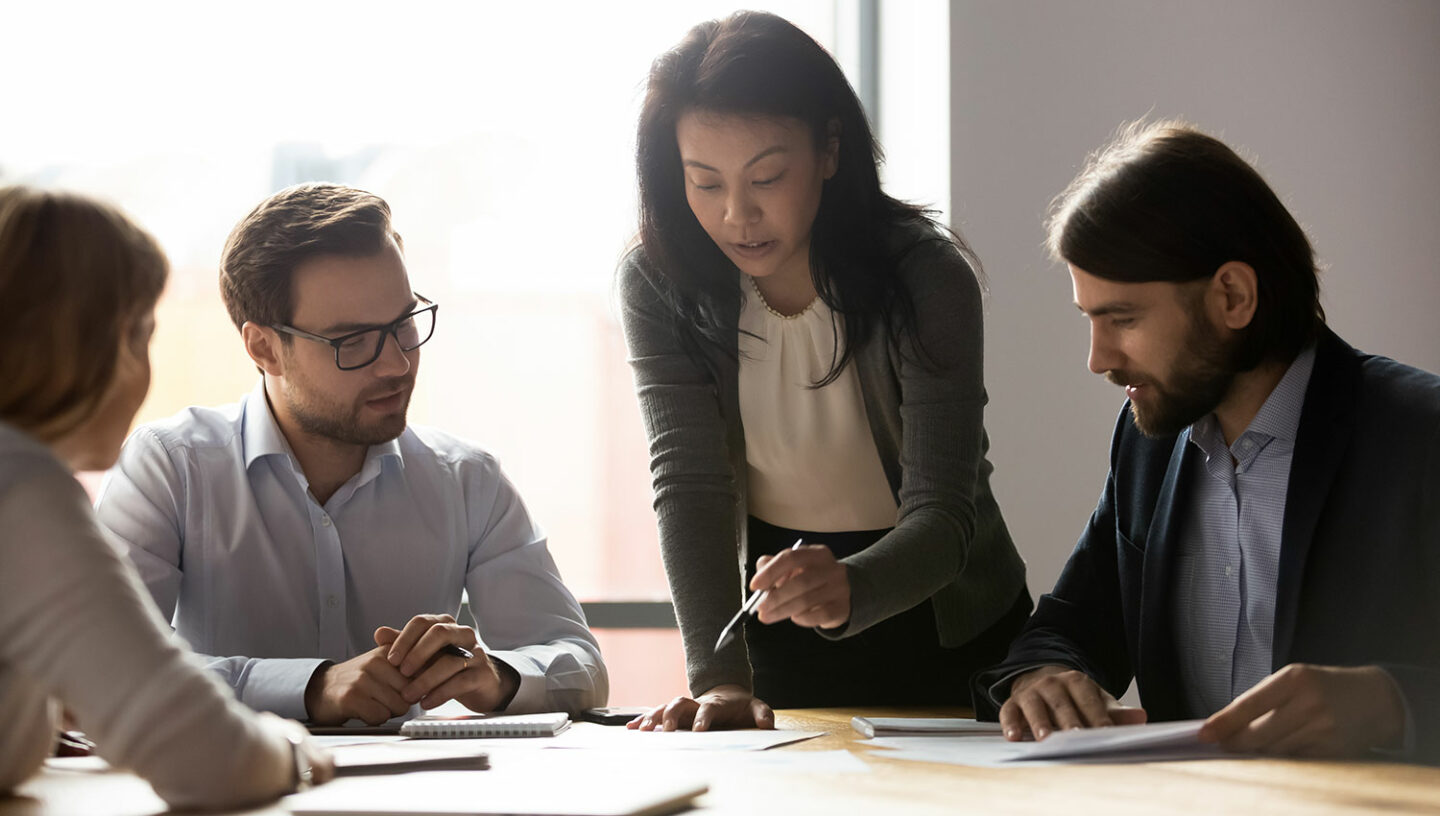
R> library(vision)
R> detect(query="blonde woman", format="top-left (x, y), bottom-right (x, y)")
top-left (0, 187), bottom-right (332, 808)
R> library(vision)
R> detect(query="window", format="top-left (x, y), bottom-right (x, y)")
top-left (6, 1), bottom-right (863, 704)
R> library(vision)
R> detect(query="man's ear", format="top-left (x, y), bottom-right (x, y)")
top-left (822, 118), bottom-right (841, 180)
top-left (241, 322), bottom-right (286, 377)
top-left (1210, 261), bottom-right (1260, 331)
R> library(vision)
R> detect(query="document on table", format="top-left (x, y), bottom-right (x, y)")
top-left (287, 752), bottom-right (710, 816)
top-left (868, 720), bottom-right (1227, 767)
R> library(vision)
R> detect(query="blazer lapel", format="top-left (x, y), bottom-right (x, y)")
top-left (1273, 330), bottom-right (1361, 665)
top-left (1137, 434), bottom-right (1194, 719)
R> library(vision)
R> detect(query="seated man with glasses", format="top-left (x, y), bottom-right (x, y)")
top-left (96, 183), bottom-right (607, 726)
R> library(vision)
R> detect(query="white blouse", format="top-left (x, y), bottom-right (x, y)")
top-left (738, 276), bottom-right (899, 533)
top-left (0, 421), bottom-right (299, 809)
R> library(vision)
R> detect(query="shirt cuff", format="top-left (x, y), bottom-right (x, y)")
top-left (1373, 667), bottom-right (1417, 758)
top-left (487, 651), bottom-right (545, 713)
top-left (235, 657), bottom-right (329, 721)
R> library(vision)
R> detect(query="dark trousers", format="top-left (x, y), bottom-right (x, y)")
top-left (743, 515), bottom-right (1031, 709)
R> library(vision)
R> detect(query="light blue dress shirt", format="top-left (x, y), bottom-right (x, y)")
top-left (96, 382), bottom-right (607, 720)
top-left (1175, 347), bottom-right (1314, 716)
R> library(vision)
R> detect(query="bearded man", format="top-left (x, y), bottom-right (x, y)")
top-left (973, 122), bottom-right (1440, 763)
top-left (97, 184), bottom-right (606, 726)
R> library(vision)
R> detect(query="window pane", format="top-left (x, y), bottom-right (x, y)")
top-left (5, 1), bottom-right (845, 704)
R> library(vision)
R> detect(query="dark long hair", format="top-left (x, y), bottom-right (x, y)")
top-left (635, 11), bottom-right (960, 384)
top-left (1048, 120), bottom-right (1324, 370)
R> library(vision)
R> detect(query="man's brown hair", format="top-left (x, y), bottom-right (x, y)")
top-left (0, 186), bottom-right (168, 438)
top-left (219, 183), bottom-right (402, 334)
top-left (1047, 120), bottom-right (1324, 370)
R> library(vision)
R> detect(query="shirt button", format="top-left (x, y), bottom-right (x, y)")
top-left (1225, 565), bottom-right (1234, 577)
top-left (1214, 650), bottom-right (1227, 662)
top-left (326, 594), bottom-right (338, 608)
top-left (321, 515), bottom-right (332, 527)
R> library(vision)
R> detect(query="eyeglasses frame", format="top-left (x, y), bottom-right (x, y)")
top-left (269, 294), bottom-right (439, 371)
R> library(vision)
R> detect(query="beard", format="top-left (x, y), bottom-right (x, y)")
top-left (284, 375), bottom-right (413, 447)
top-left (1106, 313), bottom-right (1241, 439)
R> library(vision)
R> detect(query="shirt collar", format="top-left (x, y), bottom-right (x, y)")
top-left (241, 380), bottom-right (405, 477)
top-left (1186, 344), bottom-right (1317, 457)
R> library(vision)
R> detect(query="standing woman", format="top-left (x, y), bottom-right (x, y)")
top-left (0, 187), bottom-right (331, 807)
top-left (621, 11), bottom-right (1030, 731)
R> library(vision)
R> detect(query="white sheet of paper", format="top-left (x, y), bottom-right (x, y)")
top-left (1016, 719), bottom-right (1208, 760)
top-left (287, 756), bottom-right (708, 816)
top-left (867, 721), bottom-right (1228, 769)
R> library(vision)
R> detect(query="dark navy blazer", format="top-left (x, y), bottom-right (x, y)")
top-left (973, 328), bottom-right (1440, 762)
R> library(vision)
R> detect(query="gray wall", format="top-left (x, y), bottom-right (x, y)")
top-left (948, 0), bottom-right (1440, 599)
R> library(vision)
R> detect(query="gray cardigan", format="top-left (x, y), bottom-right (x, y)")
top-left (619, 231), bottom-right (1027, 696)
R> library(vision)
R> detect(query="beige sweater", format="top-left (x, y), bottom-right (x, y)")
top-left (0, 421), bottom-right (299, 809)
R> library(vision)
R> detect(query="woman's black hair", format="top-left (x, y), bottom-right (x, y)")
top-left (635, 10), bottom-right (964, 384)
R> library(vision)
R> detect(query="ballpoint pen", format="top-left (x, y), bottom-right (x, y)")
top-left (713, 538), bottom-right (803, 652)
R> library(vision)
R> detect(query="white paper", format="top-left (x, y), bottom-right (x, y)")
top-left (867, 720), bottom-right (1229, 768)
top-left (1017, 719), bottom-right (1208, 760)
top-left (287, 767), bottom-right (708, 816)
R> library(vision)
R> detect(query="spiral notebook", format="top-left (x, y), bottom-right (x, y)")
top-left (398, 711), bottom-right (570, 738)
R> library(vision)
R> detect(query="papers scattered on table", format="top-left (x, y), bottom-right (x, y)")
top-left (851, 716), bottom-right (1004, 738)
top-left (866, 719), bottom-right (1227, 768)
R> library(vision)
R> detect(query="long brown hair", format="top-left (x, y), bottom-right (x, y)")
top-left (0, 187), bottom-right (168, 439)
top-left (1048, 120), bottom-right (1324, 369)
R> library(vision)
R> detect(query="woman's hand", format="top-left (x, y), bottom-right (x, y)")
top-left (626, 684), bottom-right (775, 732)
top-left (751, 543), bottom-right (851, 629)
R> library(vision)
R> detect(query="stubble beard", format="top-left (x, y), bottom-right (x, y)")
top-left (287, 379), bottom-right (413, 447)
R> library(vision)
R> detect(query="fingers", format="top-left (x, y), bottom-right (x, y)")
top-left (630, 697), bottom-right (699, 732)
top-left (1006, 669), bottom-right (1126, 740)
top-left (752, 547), bottom-right (849, 628)
top-left (385, 614), bottom-right (456, 668)
top-left (749, 545), bottom-right (827, 593)
top-left (758, 565), bottom-right (844, 623)
top-left (373, 626), bottom-right (400, 647)
top-left (401, 650), bottom-right (472, 705)
top-left (398, 623), bottom-right (476, 678)
top-left (999, 697), bottom-right (1028, 741)
top-left (750, 698), bottom-right (775, 731)
top-left (346, 672), bottom-right (412, 725)
top-left (1066, 674), bottom-right (1118, 728)
top-left (626, 702), bottom-right (667, 730)
top-left (1200, 667), bottom-right (1294, 745)
top-left (418, 659), bottom-right (497, 710)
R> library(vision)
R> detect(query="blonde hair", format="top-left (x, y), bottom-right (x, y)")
top-left (0, 187), bottom-right (168, 439)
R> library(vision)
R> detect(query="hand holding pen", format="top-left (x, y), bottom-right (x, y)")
top-left (714, 538), bottom-right (853, 653)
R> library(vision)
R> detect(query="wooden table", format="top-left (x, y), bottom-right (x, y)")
top-left (5, 708), bottom-right (1438, 815)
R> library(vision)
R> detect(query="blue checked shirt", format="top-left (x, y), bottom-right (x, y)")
top-left (1175, 346), bottom-right (1315, 716)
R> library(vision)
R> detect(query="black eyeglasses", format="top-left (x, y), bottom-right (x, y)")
top-left (271, 295), bottom-right (439, 371)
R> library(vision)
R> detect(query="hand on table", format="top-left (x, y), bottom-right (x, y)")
top-left (374, 613), bottom-right (519, 713)
top-left (627, 684), bottom-right (774, 732)
top-left (751, 543), bottom-right (850, 629)
top-left (999, 665), bottom-right (1146, 741)
top-left (1199, 663), bottom-right (1406, 757)
top-left (303, 644), bottom-right (414, 726)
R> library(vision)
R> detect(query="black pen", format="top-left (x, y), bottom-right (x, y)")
top-left (440, 643), bottom-right (474, 662)
top-left (714, 539), bottom-right (803, 652)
